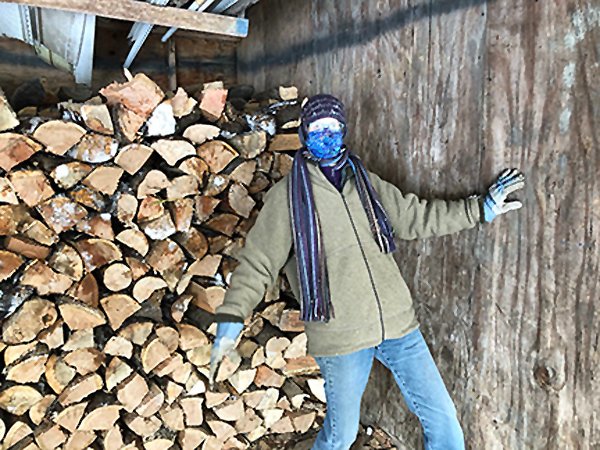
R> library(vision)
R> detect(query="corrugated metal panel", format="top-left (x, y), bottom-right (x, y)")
top-left (0, 4), bottom-right (95, 84)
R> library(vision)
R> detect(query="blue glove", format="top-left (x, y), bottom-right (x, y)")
top-left (215, 321), bottom-right (244, 342)
top-left (483, 169), bottom-right (525, 222)
top-left (209, 321), bottom-right (244, 386)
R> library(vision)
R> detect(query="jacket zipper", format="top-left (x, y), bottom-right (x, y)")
top-left (340, 192), bottom-right (386, 343)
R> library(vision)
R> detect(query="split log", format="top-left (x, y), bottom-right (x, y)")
top-left (69, 186), bottom-right (108, 211)
top-left (179, 397), bottom-right (204, 426)
top-left (214, 398), bottom-right (245, 422)
top-left (65, 430), bottom-right (97, 450)
top-left (141, 337), bottom-right (171, 373)
top-left (78, 405), bottom-right (122, 431)
top-left (0, 385), bottom-right (43, 415)
top-left (76, 213), bottom-right (115, 240)
top-left (224, 183), bottom-right (256, 218)
top-left (104, 336), bottom-right (133, 359)
top-left (116, 229), bottom-right (149, 256)
top-left (63, 329), bottom-right (94, 351)
top-left (292, 411), bottom-right (316, 433)
top-left (160, 404), bottom-right (185, 431)
top-left (5, 352), bottom-right (48, 383)
top-left (171, 87), bottom-right (197, 118)
top-left (235, 408), bottom-right (262, 434)
top-left (29, 394), bottom-right (56, 426)
top-left (279, 86), bottom-right (298, 101)
top-left (230, 160), bottom-right (257, 186)
top-left (20, 260), bottom-right (74, 295)
top-left (50, 161), bottom-right (92, 189)
top-left (35, 422), bottom-right (67, 449)
top-left (0, 87), bottom-right (19, 131)
top-left (3, 233), bottom-right (41, 261)
top-left (171, 198), bottom-right (194, 232)
top-left (198, 84), bottom-right (227, 122)
top-left (115, 143), bottom-right (153, 175)
top-left (101, 294), bottom-right (141, 330)
top-left (9, 170), bottom-right (55, 207)
top-left (48, 243), bottom-right (84, 281)
top-left (166, 175), bottom-right (199, 199)
top-left (63, 348), bottom-right (105, 375)
top-left (100, 73), bottom-right (164, 119)
top-left (33, 120), bottom-right (86, 155)
top-left (2, 421), bottom-right (33, 448)
top-left (135, 384), bottom-right (164, 418)
top-left (68, 273), bottom-right (100, 307)
top-left (133, 276), bottom-right (168, 303)
top-left (74, 238), bottom-right (122, 272)
top-left (105, 357), bottom-right (133, 391)
top-left (103, 263), bottom-right (133, 292)
top-left (188, 283), bottom-right (226, 314)
top-left (146, 101), bottom-right (176, 137)
top-left (0, 176), bottom-right (19, 204)
top-left (58, 373), bottom-right (103, 406)
top-left (307, 378), bottom-right (327, 403)
top-left (182, 123), bottom-right (220, 145)
top-left (0, 133), bottom-right (42, 171)
top-left (67, 133), bottom-right (119, 163)
top-left (58, 301), bottom-right (107, 330)
top-left (119, 321), bottom-right (153, 346)
top-left (116, 193), bottom-right (138, 225)
top-left (46, 354), bottom-right (77, 394)
top-left (152, 139), bottom-right (196, 166)
top-left (179, 156), bottom-right (210, 182)
top-left (137, 170), bottom-right (171, 198)
top-left (81, 103), bottom-right (114, 134)
top-left (197, 140), bottom-right (238, 173)
top-left (2, 297), bottom-right (57, 344)
top-left (204, 173), bottom-right (230, 196)
top-left (103, 426), bottom-right (124, 450)
top-left (254, 365), bottom-right (285, 388)
top-left (228, 130), bottom-right (267, 159)
top-left (117, 373), bottom-right (148, 412)
top-left (82, 166), bottom-right (124, 195)
top-left (4, 342), bottom-right (37, 365)
top-left (37, 196), bottom-right (88, 234)
top-left (0, 249), bottom-right (23, 281)
top-left (54, 402), bottom-right (88, 432)
top-left (174, 428), bottom-right (201, 448)
top-left (124, 413), bottom-right (161, 437)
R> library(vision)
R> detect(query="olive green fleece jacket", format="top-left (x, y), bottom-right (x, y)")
top-left (215, 161), bottom-right (481, 357)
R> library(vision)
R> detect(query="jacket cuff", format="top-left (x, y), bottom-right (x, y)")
top-left (214, 313), bottom-right (245, 323)
top-left (465, 196), bottom-right (482, 225)
top-left (478, 196), bottom-right (486, 223)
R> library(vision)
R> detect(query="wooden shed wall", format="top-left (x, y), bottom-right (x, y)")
top-left (237, 0), bottom-right (600, 448)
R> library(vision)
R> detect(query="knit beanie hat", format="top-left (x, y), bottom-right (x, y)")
top-left (299, 94), bottom-right (347, 144)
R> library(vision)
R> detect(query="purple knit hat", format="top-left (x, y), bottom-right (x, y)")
top-left (299, 94), bottom-right (347, 144)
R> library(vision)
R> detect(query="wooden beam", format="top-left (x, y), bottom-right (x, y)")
top-left (0, 0), bottom-right (248, 38)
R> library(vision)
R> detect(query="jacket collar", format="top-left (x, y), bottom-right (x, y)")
top-left (304, 158), bottom-right (355, 195)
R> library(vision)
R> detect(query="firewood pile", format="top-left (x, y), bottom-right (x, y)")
top-left (0, 72), bottom-right (337, 450)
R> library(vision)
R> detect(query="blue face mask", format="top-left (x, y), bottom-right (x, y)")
top-left (305, 128), bottom-right (344, 159)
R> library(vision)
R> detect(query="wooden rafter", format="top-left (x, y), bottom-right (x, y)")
top-left (0, 0), bottom-right (248, 38)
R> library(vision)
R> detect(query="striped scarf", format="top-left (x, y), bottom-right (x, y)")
top-left (288, 147), bottom-right (396, 322)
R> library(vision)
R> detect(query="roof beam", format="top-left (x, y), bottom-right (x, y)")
top-left (0, 0), bottom-right (248, 38)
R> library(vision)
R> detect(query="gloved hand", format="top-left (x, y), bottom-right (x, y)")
top-left (483, 168), bottom-right (525, 222)
top-left (209, 321), bottom-right (244, 387)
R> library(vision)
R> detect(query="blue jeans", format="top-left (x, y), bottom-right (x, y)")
top-left (312, 328), bottom-right (465, 450)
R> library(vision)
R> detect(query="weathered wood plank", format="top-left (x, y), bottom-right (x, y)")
top-left (237, 0), bottom-right (600, 448)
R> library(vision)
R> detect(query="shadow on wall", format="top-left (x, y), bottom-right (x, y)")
top-left (238, 0), bottom-right (493, 73)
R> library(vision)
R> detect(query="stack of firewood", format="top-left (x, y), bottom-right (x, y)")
top-left (0, 73), bottom-right (327, 450)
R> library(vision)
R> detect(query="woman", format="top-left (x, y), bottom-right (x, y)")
top-left (210, 94), bottom-right (525, 450)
